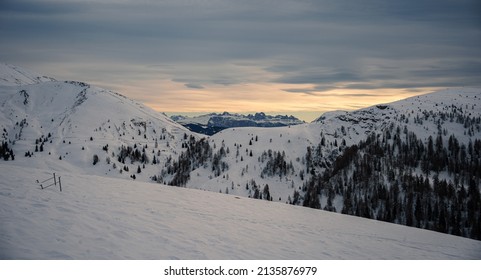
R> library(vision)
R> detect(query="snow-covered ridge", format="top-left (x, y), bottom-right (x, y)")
top-left (315, 88), bottom-right (481, 133)
top-left (0, 63), bottom-right (56, 86)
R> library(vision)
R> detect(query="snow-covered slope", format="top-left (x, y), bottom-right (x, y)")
top-left (1, 164), bottom-right (480, 259)
top-left (0, 64), bottom-right (193, 181)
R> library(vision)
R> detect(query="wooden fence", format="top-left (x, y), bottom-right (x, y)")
top-left (36, 173), bottom-right (62, 192)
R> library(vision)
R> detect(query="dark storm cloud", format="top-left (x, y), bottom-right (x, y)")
top-left (0, 0), bottom-right (480, 94)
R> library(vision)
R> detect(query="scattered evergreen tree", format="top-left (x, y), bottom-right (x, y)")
top-left (92, 154), bottom-right (99, 165)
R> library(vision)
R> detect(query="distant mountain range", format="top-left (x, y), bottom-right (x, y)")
top-left (171, 112), bottom-right (304, 135)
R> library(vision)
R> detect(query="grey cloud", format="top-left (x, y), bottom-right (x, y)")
top-left (408, 61), bottom-right (481, 79)
top-left (184, 83), bottom-right (204, 89)
top-left (282, 87), bottom-right (394, 97)
top-left (283, 89), bottom-right (321, 96)
top-left (283, 79), bottom-right (481, 95)
top-left (304, 0), bottom-right (481, 27)
top-left (341, 82), bottom-right (456, 90)
top-left (273, 71), bottom-right (362, 85)
top-left (172, 73), bottom-right (243, 88)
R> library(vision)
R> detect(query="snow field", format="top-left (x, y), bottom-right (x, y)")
top-left (1, 164), bottom-right (480, 259)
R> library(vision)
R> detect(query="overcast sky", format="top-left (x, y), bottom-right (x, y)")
top-left (1, 0), bottom-right (480, 120)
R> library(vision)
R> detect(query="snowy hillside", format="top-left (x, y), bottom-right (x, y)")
top-left (0, 63), bottom-right (194, 182)
top-left (308, 89), bottom-right (481, 236)
top-left (1, 164), bottom-right (480, 259)
top-left (171, 112), bottom-right (304, 135)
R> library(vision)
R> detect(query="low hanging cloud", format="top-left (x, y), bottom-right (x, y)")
top-left (184, 83), bottom-right (205, 90)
